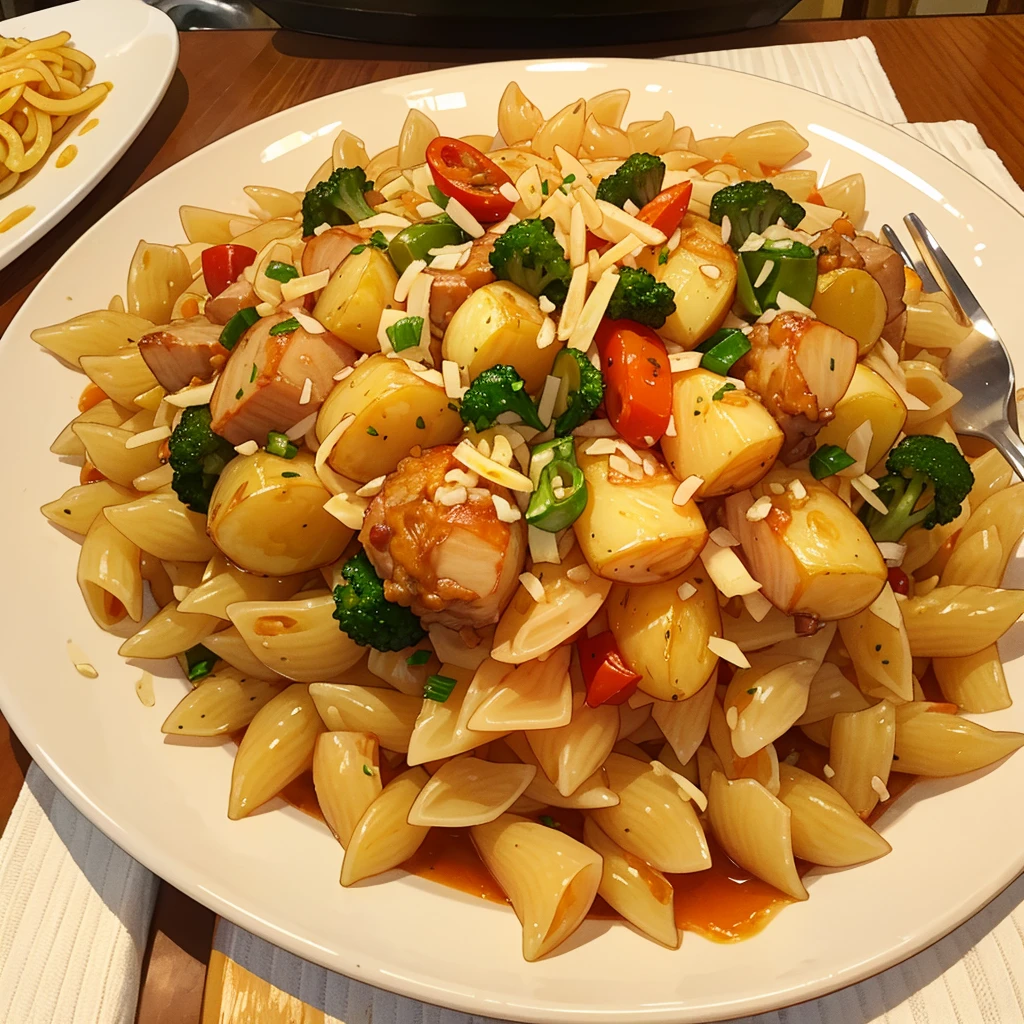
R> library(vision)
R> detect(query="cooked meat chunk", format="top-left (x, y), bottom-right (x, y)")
top-left (426, 232), bottom-right (498, 334)
top-left (739, 312), bottom-right (858, 457)
top-left (209, 311), bottom-right (358, 444)
top-left (359, 444), bottom-right (526, 629)
top-left (301, 225), bottom-right (370, 279)
top-left (138, 317), bottom-right (228, 392)
top-left (851, 234), bottom-right (907, 338)
top-left (815, 227), bottom-right (865, 274)
top-left (204, 279), bottom-right (259, 326)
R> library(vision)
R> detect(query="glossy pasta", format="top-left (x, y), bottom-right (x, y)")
top-left (40, 79), bottom-right (1024, 963)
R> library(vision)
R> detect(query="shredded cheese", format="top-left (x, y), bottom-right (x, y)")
top-left (453, 439), bottom-right (534, 492)
top-left (707, 635), bottom-right (751, 669)
top-left (677, 582), bottom-right (697, 601)
top-left (355, 475), bottom-right (386, 498)
top-left (673, 476), bottom-right (703, 506)
top-left (745, 496), bottom-right (773, 522)
top-left (281, 269), bottom-right (329, 302)
top-left (519, 571), bottom-right (547, 602)
top-left (125, 425), bottom-right (171, 450)
top-left (710, 527), bottom-right (739, 547)
top-left (700, 540), bottom-right (761, 598)
top-left (286, 411), bottom-right (318, 440)
top-left (569, 269), bottom-right (619, 351)
top-left (445, 196), bottom-right (485, 238)
top-left (164, 381), bottom-right (216, 408)
top-left (234, 440), bottom-right (259, 456)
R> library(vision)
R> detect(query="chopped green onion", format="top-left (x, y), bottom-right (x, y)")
top-left (424, 674), bottom-right (457, 702)
top-left (281, 471), bottom-right (299, 478)
top-left (538, 814), bottom-right (561, 829)
top-left (267, 431), bottom-right (299, 459)
top-left (526, 436), bottom-right (588, 533)
top-left (712, 382), bottom-right (737, 401)
top-left (249, 363), bottom-right (258, 382)
top-left (385, 315), bottom-right (425, 353)
top-left (218, 306), bottom-right (260, 351)
top-left (415, 416), bottom-right (425, 429)
top-left (809, 444), bottom-right (857, 480)
top-left (428, 184), bottom-right (449, 209)
top-left (362, 764), bottom-right (374, 777)
top-left (350, 243), bottom-right (366, 255)
top-left (185, 643), bottom-right (216, 683)
top-left (265, 260), bottom-right (299, 283)
top-left (559, 173), bottom-right (576, 194)
top-left (368, 230), bottom-right (389, 250)
top-left (658, 248), bottom-right (669, 265)
top-left (700, 328), bottom-right (751, 376)
top-left (269, 317), bottom-right (300, 336)
top-left (541, 179), bottom-right (549, 196)
top-left (235, 388), bottom-right (244, 400)
top-left (747, 687), bottom-right (758, 695)
top-left (366, 426), bottom-right (379, 436)
top-left (406, 649), bottom-right (431, 666)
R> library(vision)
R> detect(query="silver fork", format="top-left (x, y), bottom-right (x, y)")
top-left (882, 213), bottom-right (1024, 478)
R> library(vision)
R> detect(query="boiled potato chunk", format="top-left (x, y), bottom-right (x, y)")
top-left (608, 564), bottom-right (721, 701)
top-left (313, 248), bottom-right (399, 354)
top-left (443, 281), bottom-right (555, 392)
top-left (811, 268), bottom-right (887, 356)
top-left (316, 354), bottom-right (462, 483)
top-left (208, 451), bottom-right (350, 576)
top-left (573, 448), bottom-right (708, 584)
top-left (637, 214), bottom-right (736, 348)
top-left (816, 363), bottom-right (907, 471)
top-left (661, 368), bottom-right (783, 498)
top-left (725, 469), bottom-right (887, 620)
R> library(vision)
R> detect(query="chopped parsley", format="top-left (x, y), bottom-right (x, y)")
top-left (362, 763), bottom-right (374, 777)
top-left (541, 179), bottom-right (549, 196)
top-left (415, 416), bottom-right (425, 429)
top-left (366, 426), bottom-right (379, 436)
top-left (658, 248), bottom-right (669, 265)
top-left (406, 649), bottom-right (431, 666)
top-left (281, 471), bottom-right (299, 478)
top-left (712, 382), bottom-right (737, 401)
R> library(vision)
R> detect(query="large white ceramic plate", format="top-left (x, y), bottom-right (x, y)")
top-left (0, 0), bottom-right (177, 270)
top-left (2, 58), bottom-right (1022, 1023)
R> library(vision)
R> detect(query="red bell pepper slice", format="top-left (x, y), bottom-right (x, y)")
top-left (636, 181), bottom-right (692, 238)
top-left (202, 243), bottom-right (258, 299)
top-left (426, 137), bottom-right (514, 223)
top-left (594, 319), bottom-right (673, 449)
top-left (578, 631), bottom-right (641, 708)
top-left (887, 566), bottom-right (910, 596)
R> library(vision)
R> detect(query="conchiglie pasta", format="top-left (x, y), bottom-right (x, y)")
top-left (78, 516), bottom-right (143, 626)
top-left (120, 601), bottom-right (221, 661)
top-left (341, 767), bottom-right (430, 885)
top-left (313, 731), bottom-right (381, 846)
top-left (582, 818), bottom-right (679, 949)
top-left (532, 98), bottom-right (586, 160)
top-left (229, 593), bottom-right (365, 683)
top-left (32, 309), bottom-right (154, 367)
top-left (707, 772), bottom-right (806, 900)
top-left (244, 184), bottom-right (302, 218)
top-left (777, 764), bottom-right (891, 866)
top-left (589, 752), bottom-right (710, 874)
top-left (104, 492), bottom-right (216, 563)
top-left (228, 684), bottom-right (324, 819)
top-left (309, 683), bottom-right (420, 752)
top-left (408, 757), bottom-right (536, 827)
top-left (161, 665), bottom-right (284, 736)
top-left (41, 480), bottom-right (135, 535)
top-left (471, 813), bottom-right (601, 961)
top-left (893, 703), bottom-right (1024, 776)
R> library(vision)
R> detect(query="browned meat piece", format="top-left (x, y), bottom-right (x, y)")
top-left (301, 226), bottom-right (370, 279)
top-left (360, 445), bottom-right (526, 629)
top-left (815, 227), bottom-right (865, 275)
top-left (209, 311), bottom-right (358, 445)
top-left (738, 312), bottom-right (858, 458)
top-left (205, 279), bottom-right (259, 326)
top-left (425, 232), bottom-right (498, 334)
top-left (138, 317), bottom-right (228, 392)
top-left (851, 234), bottom-right (907, 336)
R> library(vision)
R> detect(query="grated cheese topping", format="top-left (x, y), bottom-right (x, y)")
top-left (707, 635), bottom-right (750, 669)
top-left (700, 540), bottom-right (762, 598)
top-left (519, 571), bottom-right (547, 602)
top-left (742, 589), bottom-right (773, 622)
top-left (355, 475), bottom-right (386, 498)
top-left (746, 496), bottom-right (773, 522)
top-left (299, 377), bottom-right (313, 406)
top-left (673, 476), bottom-right (703, 506)
top-left (234, 440), bottom-right (259, 456)
top-left (281, 268), bottom-right (329, 302)
top-left (677, 582), bottom-right (697, 602)
top-left (491, 494), bottom-right (522, 523)
top-left (125, 425), bottom-right (171, 450)
top-left (445, 196), bottom-right (485, 239)
top-left (286, 411), bottom-right (318, 440)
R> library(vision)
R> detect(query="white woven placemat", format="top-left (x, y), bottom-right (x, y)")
top-left (3, 35), bottom-right (1023, 1024)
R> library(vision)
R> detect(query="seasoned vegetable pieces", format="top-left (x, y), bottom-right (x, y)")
top-left (489, 217), bottom-right (573, 305)
top-left (709, 180), bottom-right (805, 250)
top-left (302, 166), bottom-right (376, 236)
top-left (168, 405), bottom-right (236, 515)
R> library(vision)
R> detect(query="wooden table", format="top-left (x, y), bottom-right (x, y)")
top-left (2, 13), bottom-right (1024, 1022)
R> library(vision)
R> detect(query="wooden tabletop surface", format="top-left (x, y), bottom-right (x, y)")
top-left (2, 13), bottom-right (1024, 1022)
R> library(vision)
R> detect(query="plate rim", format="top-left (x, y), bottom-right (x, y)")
top-left (5, 53), bottom-right (1024, 1023)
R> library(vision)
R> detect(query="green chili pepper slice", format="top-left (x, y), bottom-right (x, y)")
top-left (736, 239), bottom-right (818, 316)
top-left (525, 436), bottom-right (588, 533)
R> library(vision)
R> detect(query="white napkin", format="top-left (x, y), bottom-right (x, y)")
top-left (3, 35), bottom-right (1023, 1024)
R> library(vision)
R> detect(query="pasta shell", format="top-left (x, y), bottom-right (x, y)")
top-left (407, 757), bottom-right (536, 827)
top-left (161, 665), bottom-right (284, 736)
top-left (313, 731), bottom-right (381, 845)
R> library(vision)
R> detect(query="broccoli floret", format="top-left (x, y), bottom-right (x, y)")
top-left (709, 180), bottom-right (806, 251)
top-left (301, 166), bottom-right (375, 236)
top-left (606, 266), bottom-right (677, 329)
top-left (459, 365), bottom-right (545, 432)
top-left (859, 435), bottom-right (974, 544)
top-left (168, 405), bottom-right (235, 514)
top-left (595, 153), bottom-right (666, 209)
top-left (332, 551), bottom-right (426, 652)
top-left (551, 348), bottom-right (604, 435)
top-left (489, 217), bottom-right (573, 304)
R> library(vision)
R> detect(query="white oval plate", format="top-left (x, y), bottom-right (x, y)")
top-left (0, 0), bottom-right (177, 270)
top-left (2, 58), bottom-right (1022, 1023)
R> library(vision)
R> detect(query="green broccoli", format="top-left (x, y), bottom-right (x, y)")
top-left (551, 348), bottom-right (604, 435)
top-left (595, 153), bottom-right (666, 210)
top-left (459, 365), bottom-right (545, 432)
top-left (859, 435), bottom-right (974, 544)
top-left (301, 166), bottom-right (376, 236)
top-left (709, 180), bottom-right (806, 251)
top-left (489, 217), bottom-right (573, 305)
top-left (606, 266), bottom-right (677, 328)
top-left (168, 405), bottom-right (235, 514)
top-left (332, 551), bottom-right (426, 652)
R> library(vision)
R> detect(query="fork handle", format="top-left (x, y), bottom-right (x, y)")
top-left (986, 420), bottom-right (1024, 481)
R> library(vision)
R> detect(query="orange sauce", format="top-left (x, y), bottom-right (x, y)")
top-left (78, 382), bottom-right (108, 412)
top-left (0, 205), bottom-right (34, 233)
top-left (80, 460), bottom-right (105, 485)
top-left (78, 118), bottom-right (99, 136)
top-left (56, 145), bottom-right (78, 169)
top-left (281, 726), bottom-right (916, 945)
